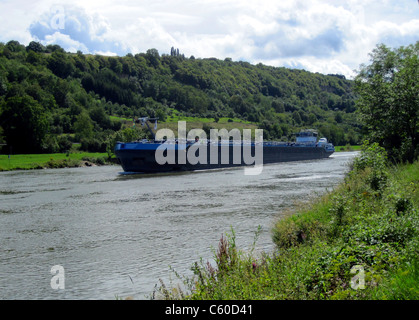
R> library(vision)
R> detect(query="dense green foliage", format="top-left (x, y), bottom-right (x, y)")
top-left (354, 42), bottom-right (419, 163)
top-left (0, 40), bottom-right (360, 154)
top-left (150, 42), bottom-right (419, 300)
top-left (154, 144), bottom-right (418, 300)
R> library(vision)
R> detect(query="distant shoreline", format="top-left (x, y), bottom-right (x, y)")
top-left (0, 152), bottom-right (116, 171)
top-left (335, 145), bottom-right (362, 152)
top-left (1, 147), bottom-right (359, 171)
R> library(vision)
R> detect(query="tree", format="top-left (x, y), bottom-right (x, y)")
top-left (47, 51), bottom-right (74, 78)
top-left (73, 111), bottom-right (94, 141)
top-left (0, 95), bottom-right (49, 153)
top-left (89, 105), bottom-right (111, 129)
top-left (26, 50), bottom-right (43, 65)
top-left (354, 42), bottom-right (419, 163)
top-left (292, 110), bottom-right (302, 124)
top-left (26, 41), bottom-right (45, 53)
top-left (6, 40), bottom-right (25, 53)
top-left (272, 99), bottom-right (285, 113)
top-left (146, 49), bottom-right (160, 68)
top-left (307, 113), bottom-right (317, 125)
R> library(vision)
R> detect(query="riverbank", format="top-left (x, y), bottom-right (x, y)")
top-left (0, 152), bottom-right (115, 171)
top-left (1, 146), bottom-right (355, 172)
top-left (0, 148), bottom-right (353, 172)
top-left (335, 145), bottom-right (362, 152)
top-left (156, 144), bottom-right (418, 300)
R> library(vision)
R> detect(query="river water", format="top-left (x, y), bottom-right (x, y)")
top-left (0, 151), bottom-right (357, 300)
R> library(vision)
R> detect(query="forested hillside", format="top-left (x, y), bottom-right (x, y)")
top-left (0, 40), bottom-right (361, 154)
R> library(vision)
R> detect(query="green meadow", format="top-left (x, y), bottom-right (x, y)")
top-left (0, 152), bottom-right (109, 171)
top-left (335, 145), bottom-right (362, 152)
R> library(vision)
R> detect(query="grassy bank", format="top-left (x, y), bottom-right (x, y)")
top-left (0, 152), bottom-right (112, 171)
top-left (156, 144), bottom-right (418, 300)
top-left (335, 145), bottom-right (362, 152)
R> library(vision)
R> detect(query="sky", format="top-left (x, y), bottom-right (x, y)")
top-left (0, 0), bottom-right (418, 78)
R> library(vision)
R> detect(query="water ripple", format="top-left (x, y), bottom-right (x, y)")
top-left (0, 153), bottom-right (357, 299)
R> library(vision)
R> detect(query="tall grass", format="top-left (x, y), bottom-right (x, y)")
top-left (154, 143), bottom-right (419, 300)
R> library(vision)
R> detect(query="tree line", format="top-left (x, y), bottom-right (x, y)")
top-left (0, 40), bottom-right (363, 154)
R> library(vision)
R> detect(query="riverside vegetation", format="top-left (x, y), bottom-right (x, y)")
top-left (1, 37), bottom-right (416, 299)
top-left (152, 42), bottom-right (418, 300)
top-left (0, 40), bottom-right (361, 158)
top-left (0, 151), bottom-right (111, 171)
top-left (154, 143), bottom-right (419, 300)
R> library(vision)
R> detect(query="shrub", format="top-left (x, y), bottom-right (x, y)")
top-left (80, 137), bottom-right (107, 152)
top-left (56, 135), bottom-right (73, 153)
top-left (272, 218), bottom-right (302, 249)
top-left (352, 141), bottom-right (389, 192)
top-left (353, 141), bottom-right (388, 172)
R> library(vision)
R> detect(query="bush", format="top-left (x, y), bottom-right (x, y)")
top-left (41, 135), bottom-right (59, 153)
top-left (352, 141), bottom-right (387, 172)
top-left (272, 218), bottom-right (303, 249)
top-left (352, 141), bottom-right (389, 192)
top-left (56, 135), bottom-right (73, 153)
top-left (80, 137), bottom-right (107, 152)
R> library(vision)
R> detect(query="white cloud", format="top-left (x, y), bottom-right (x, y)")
top-left (0, 0), bottom-right (417, 78)
top-left (93, 50), bottom-right (118, 56)
top-left (43, 31), bottom-right (89, 53)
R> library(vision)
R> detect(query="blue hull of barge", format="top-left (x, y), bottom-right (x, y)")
top-left (114, 141), bottom-right (334, 173)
